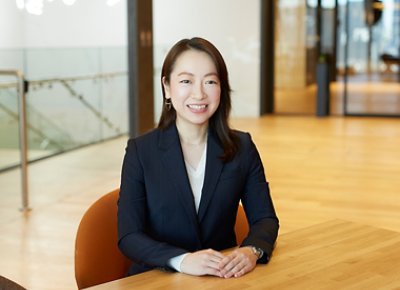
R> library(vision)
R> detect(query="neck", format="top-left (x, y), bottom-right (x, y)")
top-left (176, 120), bottom-right (208, 145)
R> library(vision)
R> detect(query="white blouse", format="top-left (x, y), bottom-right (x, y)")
top-left (168, 144), bottom-right (207, 272)
top-left (185, 144), bottom-right (207, 212)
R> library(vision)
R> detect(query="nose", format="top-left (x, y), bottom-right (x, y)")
top-left (192, 82), bottom-right (206, 100)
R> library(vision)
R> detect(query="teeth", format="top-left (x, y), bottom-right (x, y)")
top-left (188, 104), bottom-right (207, 109)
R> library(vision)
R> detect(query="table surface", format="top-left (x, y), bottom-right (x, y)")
top-left (85, 220), bottom-right (400, 290)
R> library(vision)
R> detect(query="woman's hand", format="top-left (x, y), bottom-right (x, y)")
top-left (180, 249), bottom-right (225, 277)
top-left (218, 247), bottom-right (257, 278)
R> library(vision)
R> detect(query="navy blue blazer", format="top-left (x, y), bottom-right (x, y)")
top-left (118, 124), bottom-right (279, 276)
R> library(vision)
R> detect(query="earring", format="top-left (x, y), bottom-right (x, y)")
top-left (165, 99), bottom-right (172, 111)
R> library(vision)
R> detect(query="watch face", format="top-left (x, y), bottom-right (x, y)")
top-left (256, 249), bottom-right (261, 258)
top-left (255, 247), bottom-right (263, 259)
top-left (252, 246), bottom-right (262, 259)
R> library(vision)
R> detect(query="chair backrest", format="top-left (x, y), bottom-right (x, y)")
top-left (74, 189), bottom-right (131, 289)
top-left (235, 204), bottom-right (249, 245)
top-left (0, 276), bottom-right (26, 290)
top-left (75, 189), bottom-right (249, 289)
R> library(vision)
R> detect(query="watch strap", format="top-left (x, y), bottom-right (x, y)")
top-left (250, 246), bottom-right (264, 260)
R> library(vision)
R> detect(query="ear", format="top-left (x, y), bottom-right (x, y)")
top-left (162, 76), bottom-right (171, 99)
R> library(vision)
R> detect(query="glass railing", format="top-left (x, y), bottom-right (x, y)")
top-left (0, 70), bottom-right (29, 210)
top-left (0, 75), bottom-right (21, 171)
top-left (0, 47), bottom-right (128, 172)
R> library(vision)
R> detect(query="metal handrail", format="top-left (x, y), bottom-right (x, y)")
top-left (0, 70), bottom-right (30, 212)
top-left (1, 71), bottom-right (125, 135)
top-left (0, 71), bottom-right (127, 89)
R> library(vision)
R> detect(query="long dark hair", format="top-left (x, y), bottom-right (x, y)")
top-left (158, 37), bottom-right (239, 162)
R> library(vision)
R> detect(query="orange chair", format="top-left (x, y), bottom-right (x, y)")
top-left (0, 276), bottom-right (26, 290)
top-left (74, 189), bottom-right (131, 289)
top-left (75, 189), bottom-right (249, 289)
top-left (235, 203), bottom-right (249, 244)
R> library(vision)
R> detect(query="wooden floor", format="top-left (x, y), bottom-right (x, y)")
top-left (275, 79), bottom-right (400, 115)
top-left (1, 115), bottom-right (400, 290)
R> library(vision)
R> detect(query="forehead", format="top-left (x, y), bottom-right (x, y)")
top-left (172, 49), bottom-right (218, 75)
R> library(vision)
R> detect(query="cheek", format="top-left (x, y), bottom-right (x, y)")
top-left (170, 86), bottom-right (189, 100)
top-left (207, 87), bottom-right (221, 103)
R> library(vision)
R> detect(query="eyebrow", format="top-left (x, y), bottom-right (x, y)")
top-left (177, 72), bottom-right (219, 78)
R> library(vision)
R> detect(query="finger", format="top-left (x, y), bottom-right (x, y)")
top-left (224, 260), bottom-right (247, 278)
top-left (233, 257), bottom-right (257, 278)
top-left (203, 252), bottom-right (224, 269)
top-left (218, 255), bottom-right (235, 271)
top-left (205, 266), bottom-right (223, 277)
top-left (225, 250), bottom-right (254, 276)
top-left (207, 249), bottom-right (225, 260)
top-left (203, 259), bottom-right (223, 271)
top-left (220, 256), bottom-right (242, 277)
top-left (234, 267), bottom-right (247, 278)
top-left (218, 258), bottom-right (229, 270)
top-left (225, 254), bottom-right (242, 270)
top-left (195, 253), bottom-right (223, 271)
top-left (208, 254), bottom-right (224, 264)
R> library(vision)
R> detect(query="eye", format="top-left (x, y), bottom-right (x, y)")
top-left (205, 80), bottom-right (218, 85)
top-left (179, 80), bottom-right (190, 84)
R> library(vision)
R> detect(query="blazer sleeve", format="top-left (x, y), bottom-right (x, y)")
top-left (239, 133), bottom-right (279, 263)
top-left (117, 139), bottom-right (187, 270)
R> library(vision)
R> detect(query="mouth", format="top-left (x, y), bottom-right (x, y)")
top-left (187, 104), bottom-right (208, 110)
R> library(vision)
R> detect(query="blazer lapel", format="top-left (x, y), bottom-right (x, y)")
top-left (198, 130), bottom-right (224, 223)
top-left (158, 125), bottom-right (201, 241)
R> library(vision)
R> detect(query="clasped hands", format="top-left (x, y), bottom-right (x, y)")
top-left (180, 247), bottom-right (258, 278)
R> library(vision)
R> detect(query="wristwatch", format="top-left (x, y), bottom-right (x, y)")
top-left (251, 246), bottom-right (264, 260)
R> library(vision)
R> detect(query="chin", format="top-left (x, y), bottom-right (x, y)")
top-left (188, 118), bottom-right (210, 126)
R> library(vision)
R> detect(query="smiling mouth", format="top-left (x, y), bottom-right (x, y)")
top-left (187, 104), bottom-right (208, 109)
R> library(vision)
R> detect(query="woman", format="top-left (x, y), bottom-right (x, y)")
top-left (118, 37), bottom-right (279, 279)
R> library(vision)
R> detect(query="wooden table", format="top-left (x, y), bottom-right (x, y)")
top-left (85, 220), bottom-right (400, 289)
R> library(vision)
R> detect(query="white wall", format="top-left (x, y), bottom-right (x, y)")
top-left (0, 0), bottom-right (127, 72)
top-left (0, 1), bottom-right (25, 48)
top-left (23, 0), bottom-right (127, 48)
top-left (0, 1), bottom-right (25, 70)
top-left (153, 0), bottom-right (261, 119)
top-left (0, 0), bottom-right (127, 49)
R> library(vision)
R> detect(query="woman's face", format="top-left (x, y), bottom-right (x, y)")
top-left (163, 49), bottom-right (221, 128)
